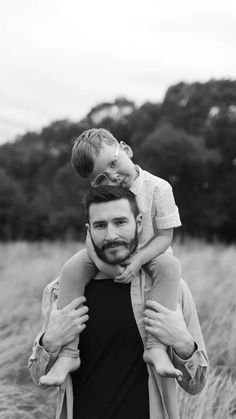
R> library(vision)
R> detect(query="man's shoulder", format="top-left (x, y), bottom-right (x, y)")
top-left (178, 278), bottom-right (191, 296)
top-left (42, 277), bottom-right (59, 301)
top-left (178, 278), bottom-right (195, 313)
top-left (39, 278), bottom-right (59, 320)
top-left (45, 277), bottom-right (59, 290)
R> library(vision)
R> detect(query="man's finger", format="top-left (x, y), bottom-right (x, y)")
top-left (76, 306), bottom-right (89, 317)
top-left (78, 323), bottom-right (87, 333)
top-left (145, 300), bottom-right (169, 313)
top-left (144, 309), bottom-right (158, 320)
top-left (77, 314), bottom-right (89, 326)
top-left (64, 297), bottom-right (87, 311)
top-left (144, 325), bottom-right (155, 335)
top-left (143, 316), bottom-right (155, 325)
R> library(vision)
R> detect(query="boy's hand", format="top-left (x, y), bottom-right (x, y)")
top-left (115, 254), bottom-right (142, 284)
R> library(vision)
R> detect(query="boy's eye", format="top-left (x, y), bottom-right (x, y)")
top-left (108, 159), bottom-right (119, 170)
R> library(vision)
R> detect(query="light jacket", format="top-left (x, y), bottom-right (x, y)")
top-left (28, 272), bottom-right (208, 419)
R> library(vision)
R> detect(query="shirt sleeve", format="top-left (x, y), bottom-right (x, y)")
top-left (153, 182), bottom-right (182, 230)
top-left (171, 280), bottom-right (209, 395)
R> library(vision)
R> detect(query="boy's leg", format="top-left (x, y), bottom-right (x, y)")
top-left (143, 253), bottom-right (183, 380)
top-left (39, 249), bottom-right (97, 387)
top-left (57, 248), bottom-right (96, 308)
top-left (147, 253), bottom-right (181, 310)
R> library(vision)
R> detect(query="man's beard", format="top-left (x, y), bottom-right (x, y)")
top-left (91, 229), bottom-right (139, 265)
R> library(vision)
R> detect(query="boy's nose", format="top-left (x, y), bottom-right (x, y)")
top-left (107, 172), bottom-right (120, 184)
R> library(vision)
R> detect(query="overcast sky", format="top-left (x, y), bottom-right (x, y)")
top-left (0, 0), bottom-right (236, 144)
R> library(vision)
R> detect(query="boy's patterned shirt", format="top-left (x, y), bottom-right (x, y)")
top-left (130, 166), bottom-right (181, 247)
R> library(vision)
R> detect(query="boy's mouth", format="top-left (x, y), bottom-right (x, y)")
top-left (120, 177), bottom-right (127, 187)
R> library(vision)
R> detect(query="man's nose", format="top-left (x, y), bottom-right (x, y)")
top-left (105, 224), bottom-right (118, 239)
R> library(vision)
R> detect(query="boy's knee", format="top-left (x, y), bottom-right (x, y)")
top-left (152, 254), bottom-right (181, 281)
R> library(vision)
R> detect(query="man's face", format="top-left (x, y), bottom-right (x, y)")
top-left (88, 198), bottom-right (142, 264)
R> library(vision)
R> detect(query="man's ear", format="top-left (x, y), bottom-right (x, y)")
top-left (85, 223), bottom-right (90, 233)
top-left (136, 214), bottom-right (143, 234)
top-left (120, 141), bottom-right (133, 158)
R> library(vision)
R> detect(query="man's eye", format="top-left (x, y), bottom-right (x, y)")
top-left (95, 223), bottom-right (106, 229)
top-left (116, 220), bottom-right (126, 226)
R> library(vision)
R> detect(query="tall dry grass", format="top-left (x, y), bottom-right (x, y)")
top-left (0, 240), bottom-right (236, 418)
top-left (0, 241), bottom-right (82, 419)
top-left (174, 239), bottom-right (236, 418)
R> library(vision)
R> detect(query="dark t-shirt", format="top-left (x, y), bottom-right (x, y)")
top-left (71, 279), bottom-right (149, 419)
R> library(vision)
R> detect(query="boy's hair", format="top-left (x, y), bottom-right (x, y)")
top-left (71, 128), bottom-right (118, 178)
top-left (83, 186), bottom-right (139, 222)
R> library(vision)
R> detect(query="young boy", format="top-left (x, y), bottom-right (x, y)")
top-left (39, 128), bottom-right (182, 387)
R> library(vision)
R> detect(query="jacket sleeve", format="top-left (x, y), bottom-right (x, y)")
top-left (171, 279), bottom-right (209, 395)
top-left (28, 281), bottom-right (60, 387)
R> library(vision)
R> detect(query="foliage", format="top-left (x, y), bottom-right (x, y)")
top-left (0, 79), bottom-right (236, 242)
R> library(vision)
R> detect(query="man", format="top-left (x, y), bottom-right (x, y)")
top-left (28, 186), bottom-right (208, 419)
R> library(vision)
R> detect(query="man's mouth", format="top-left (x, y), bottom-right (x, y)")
top-left (102, 241), bottom-right (127, 251)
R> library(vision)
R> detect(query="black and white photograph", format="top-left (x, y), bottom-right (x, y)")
top-left (0, 0), bottom-right (236, 418)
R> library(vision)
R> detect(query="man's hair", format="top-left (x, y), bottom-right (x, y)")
top-left (83, 186), bottom-right (139, 222)
top-left (71, 128), bottom-right (118, 178)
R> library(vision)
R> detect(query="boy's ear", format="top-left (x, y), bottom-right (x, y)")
top-left (136, 214), bottom-right (142, 234)
top-left (120, 141), bottom-right (133, 158)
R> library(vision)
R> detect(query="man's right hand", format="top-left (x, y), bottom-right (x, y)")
top-left (42, 297), bottom-right (89, 353)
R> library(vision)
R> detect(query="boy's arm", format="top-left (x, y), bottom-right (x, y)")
top-left (115, 228), bottom-right (173, 283)
top-left (116, 181), bottom-right (181, 283)
top-left (138, 228), bottom-right (173, 265)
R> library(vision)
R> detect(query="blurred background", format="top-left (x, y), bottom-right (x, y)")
top-left (0, 0), bottom-right (236, 418)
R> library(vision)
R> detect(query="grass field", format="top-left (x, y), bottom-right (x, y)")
top-left (0, 240), bottom-right (236, 418)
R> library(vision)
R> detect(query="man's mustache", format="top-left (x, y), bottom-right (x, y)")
top-left (101, 240), bottom-right (129, 251)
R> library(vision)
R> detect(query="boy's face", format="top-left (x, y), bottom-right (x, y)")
top-left (89, 142), bottom-right (138, 189)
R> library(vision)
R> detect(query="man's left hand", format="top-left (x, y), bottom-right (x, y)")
top-left (115, 254), bottom-right (142, 284)
top-left (144, 301), bottom-right (196, 359)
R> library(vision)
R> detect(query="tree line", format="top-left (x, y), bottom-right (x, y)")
top-left (0, 79), bottom-right (236, 242)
